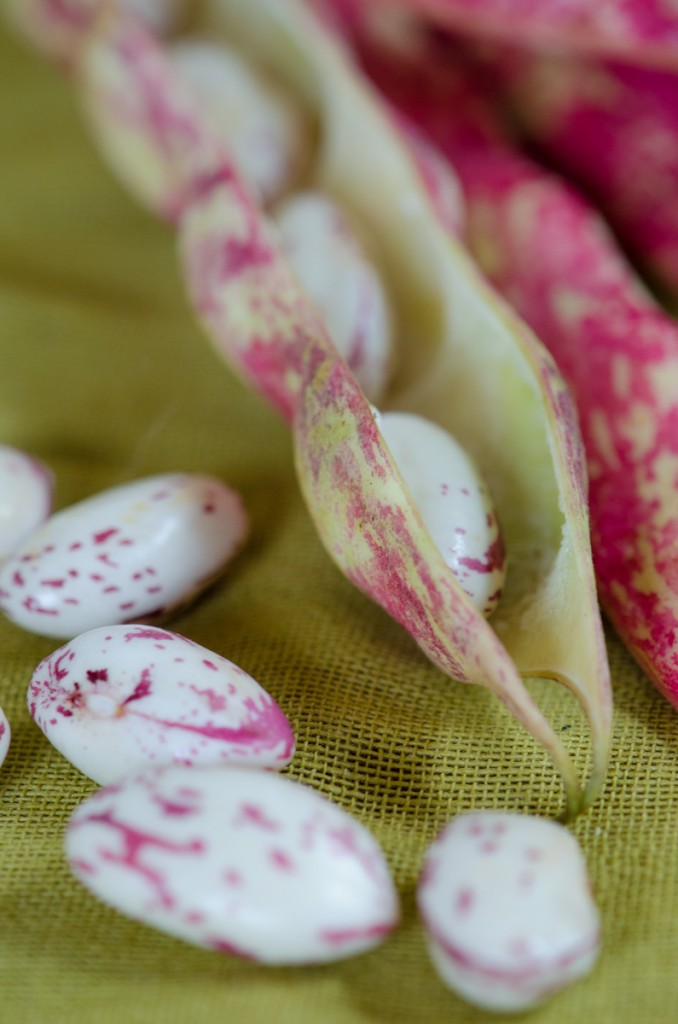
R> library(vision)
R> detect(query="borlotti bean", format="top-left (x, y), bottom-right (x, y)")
top-left (20, 0), bottom-right (613, 814)
top-left (168, 39), bottom-right (309, 208)
top-left (0, 706), bottom-right (10, 768)
top-left (66, 764), bottom-right (400, 963)
top-left (417, 812), bottom-right (600, 1012)
top-left (0, 445), bottom-right (53, 562)
top-left (274, 192), bottom-right (393, 404)
top-left (0, 473), bottom-right (247, 639)
top-left (375, 410), bottom-right (505, 615)
top-left (28, 625), bottom-right (295, 783)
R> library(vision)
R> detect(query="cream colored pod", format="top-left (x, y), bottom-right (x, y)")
top-left (65, 765), bottom-right (400, 963)
top-left (273, 191), bottom-right (393, 404)
top-left (0, 444), bottom-right (53, 562)
top-left (28, 625), bottom-right (295, 783)
top-left (0, 473), bottom-right (247, 638)
top-left (168, 38), bottom-right (309, 207)
top-left (375, 411), bottom-right (506, 616)
top-left (417, 812), bottom-right (601, 1012)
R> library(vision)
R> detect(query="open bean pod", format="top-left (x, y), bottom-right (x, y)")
top-left (16, 0), bottom-right (612, 816)
top-left (336, 9), bottom-right (678, 711)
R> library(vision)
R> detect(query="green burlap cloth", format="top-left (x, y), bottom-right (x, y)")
top-left (2, 23), bottom-right (677, 1024)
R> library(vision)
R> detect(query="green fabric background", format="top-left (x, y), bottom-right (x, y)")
top-left (2, 21), bottom-right (678, 1024)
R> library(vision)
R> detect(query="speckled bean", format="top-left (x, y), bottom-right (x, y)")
top-left (375, 410), bottom-right (505, 615)
top-left (274, 191), bottom-right (393, 403)
top-left (0, 473), bottom-right (247, 638)
top-left (169, 38), bottom-right (309, 207)
top-left (28, 625), bottom-right (295, 783)
top-left (417, 811), bottom-right (600, 1012)
top-left (66, 764), bottom-right (400, 963)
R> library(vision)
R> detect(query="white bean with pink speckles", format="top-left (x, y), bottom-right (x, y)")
top-left (0, 445), bottom-right (53, 562)
top-left (169, 39), bottom-right (308, 207)
top-left (375, 411), bottom-right (506, 616)
top-left (0, 473), bottom-right (247, 639)
top-left (28, 625), bottom-right (295, 783)
top-left (66, 764), bottom-right (400, 963)
top-left (417, 812), bottom-right (600, 1012)
top-left (274, 191), bottom-right (393, 404)
top-left (0, 706), bottom-right (10, 768)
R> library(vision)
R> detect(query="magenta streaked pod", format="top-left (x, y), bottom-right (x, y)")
top-left (66, 764), bottom-right (399, 963)
top-left (60, 0), bottom-right (613, 815)
top-left (417, 812), bottom-right (600, 1012)
top-left (0, 444), bottom-right (53, 562)
top-left (28, 625), bottom-right (295, 784)
top-left (477, 46), bottom-right (678, 297)
top-left (274, 191), bottom-right (393, 403)
top-left (0, 706), bottom-right (10, 768)
top-left (352, 0), bottom-right (678, 72)
top-left (0, 473), bottom-right (247, 639)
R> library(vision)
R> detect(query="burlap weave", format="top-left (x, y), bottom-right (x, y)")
top-left (1, 23), bottom-right (677, 1024)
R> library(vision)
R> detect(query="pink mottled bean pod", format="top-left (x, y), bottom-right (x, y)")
top-left (0, 444), bottom-right (53, 562)
top-left (14, 0), bottom-right (613, 814)
top-left (418, 811), bottom-right (600, 1012)
top-left (479, 48), bottom-right (678, 296)
top-left (354, 0), bottom-right (678, 71)
top-left (28, 625), bottom-right (295, 783)
top-left (66, 764), bottom-right (400, 963)
top-left (0, 472), bottom-right (247, 639)
top-left (342, 13), bottom-right (678, 708)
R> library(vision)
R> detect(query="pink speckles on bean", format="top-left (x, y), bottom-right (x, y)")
top-left (93, 528), bottom-right (119, 544)
top-left (28, 625), bottom-right (295, 783)
top-left (77, 806), bottom-right (204, 910)
top-left (273, 191), bottom-right (393, 403)
top-left (269, 848), bottom-right (296, 872)
top-left (0, 473), bottom-right (248, 638)
top-left (66, 766), bottom-right (398, 963)
top-left (234, 803), bottom-right (280, 832)
top-left (124, 627), bottom-right (172, 643)
top-left (318, 923), bottom-right (394, 947)
top-left (455, 887), bottom-right (475, 914)
top-left (152, 793), bottom-right (200, 817)
top-left (374, 411), bottom-right (506, 615)
top-left (189, 685), bottom-right (226, 712)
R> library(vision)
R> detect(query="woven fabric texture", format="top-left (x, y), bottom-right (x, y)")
top-left (1, 22), bottom-right (677, 1024)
